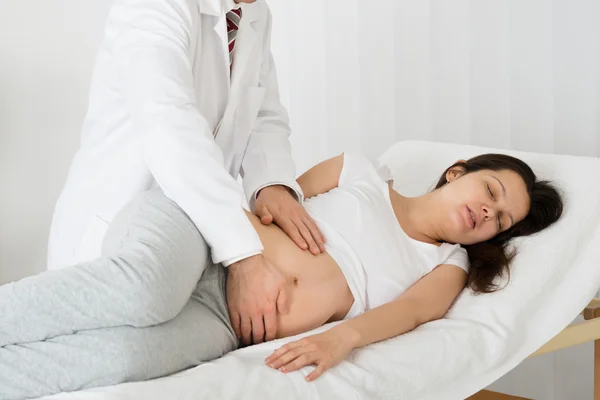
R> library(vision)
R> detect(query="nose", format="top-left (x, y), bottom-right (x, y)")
top-left (482, 204), bottom-right (497, 220)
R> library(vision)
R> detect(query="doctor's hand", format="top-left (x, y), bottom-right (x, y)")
top-left (255, 185), bottom-right (326, 255)
top-left (227, 254), bottom-right (290, 346)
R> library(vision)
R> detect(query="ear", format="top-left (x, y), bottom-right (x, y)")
top-left (445, 160), bottom-right (467, 183)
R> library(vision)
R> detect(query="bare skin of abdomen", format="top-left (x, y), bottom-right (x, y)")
top-left (234, 211), bottom-right (355, 339)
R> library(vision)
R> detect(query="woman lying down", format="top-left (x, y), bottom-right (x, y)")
top-left (0, 152), bottom-right (563, 399)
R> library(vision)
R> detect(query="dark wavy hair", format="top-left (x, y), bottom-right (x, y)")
top-left (434, 154), bottom-right (564, 294)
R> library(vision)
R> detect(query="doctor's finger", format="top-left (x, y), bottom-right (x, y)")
top-left (279, 219), bottom-right (308, 250)
top-left (241, 317), bottom-right (253, 346)
top-left (230, 312), bottom-right (242, 340)
top-left (295, 219), bottom-right (320, 255)
top-left (252, 314), bottom-right (266, 344)
top-left (303, 217), bottom-right (326, 252)
top-left (230, 311), bottom-right (241, 340)
top-left (264, 305), bottom-right (278, 342)
top-left (276, 285), bottom-right (290, 315)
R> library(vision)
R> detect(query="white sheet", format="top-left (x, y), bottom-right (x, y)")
top-left (41, 141), bottom-right (600, 400)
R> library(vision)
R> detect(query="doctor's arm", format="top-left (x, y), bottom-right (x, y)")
top-left (266, 264), bottom-right (468, 381)
top-left (113, 0), bottom-right (260, 266)
top-left (112, 0), bottom-right (287, 345)
top-left (241, 5), bottom-right (326, 255)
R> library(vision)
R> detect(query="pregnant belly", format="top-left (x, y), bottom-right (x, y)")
top-left (244, 212), bottom-right (354, 339)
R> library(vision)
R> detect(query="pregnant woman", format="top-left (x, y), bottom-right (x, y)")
top-left (0, 152), bottom-right (563, 400)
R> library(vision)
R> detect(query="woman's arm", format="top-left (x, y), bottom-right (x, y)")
top-left (339, 264), bottom-right (467, 348)
top-left (265, 264), bottom-right (467, 381)
top-left (296, 154), bottom-right (344, 199)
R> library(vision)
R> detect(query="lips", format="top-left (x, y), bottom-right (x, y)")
top-left (465, 206), bottom-right (477, 229)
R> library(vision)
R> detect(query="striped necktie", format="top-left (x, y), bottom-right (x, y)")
top-left (226, 8), bottom-right (242, 74)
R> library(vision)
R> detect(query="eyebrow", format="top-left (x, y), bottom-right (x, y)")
top-left (490, 175), bottom-right (514, 227)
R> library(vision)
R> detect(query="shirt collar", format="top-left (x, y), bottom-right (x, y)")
top-left (222, 0), bottom-right (240, 13)
top-left (197, 0), bottom-right (239, 16)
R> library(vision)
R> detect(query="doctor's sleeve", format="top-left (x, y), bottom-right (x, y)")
top-left (240, 5), bottom-right (304, 212)
top-left (111, 0), bottom-right (262, 265)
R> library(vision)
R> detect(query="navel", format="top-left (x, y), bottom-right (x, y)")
top-left (293, 277), bottom-right (298, 286)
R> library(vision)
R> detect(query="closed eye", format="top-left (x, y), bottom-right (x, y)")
top-left (487, 184), bottom-right (495, 200)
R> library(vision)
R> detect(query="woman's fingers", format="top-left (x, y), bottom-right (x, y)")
top-left (265, 338), bottom-right (331, 382)
top-left (268, 346), bottom-right (308, 370)
top-left (265, 339), bottom-right (306, 365)
top-left (280, 353), bottom-right (317, 373)
top-left (306, 363), bottom-right (329, 382)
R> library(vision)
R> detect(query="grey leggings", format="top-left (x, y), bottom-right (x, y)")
top-left (0, 189), bottom-right (238, 400)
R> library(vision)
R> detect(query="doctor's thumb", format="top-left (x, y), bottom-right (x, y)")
top-left (276, 286), bottom-right (290, 315)
top-left (257, 206), bottom-right (273, 225)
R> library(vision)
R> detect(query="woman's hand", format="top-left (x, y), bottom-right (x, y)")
top-left (265, 326), bottom-right (358, 382)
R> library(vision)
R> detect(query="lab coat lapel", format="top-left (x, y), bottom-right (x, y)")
top-left (200, 1), bottom-right (232, 152)
top-left (212, 13), bottom-right (231, 90)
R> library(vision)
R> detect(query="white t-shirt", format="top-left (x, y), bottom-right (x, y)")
top-left (303, 153), bottom-right (470, 319)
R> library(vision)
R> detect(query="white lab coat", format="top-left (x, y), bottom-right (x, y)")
top-left (47, 0), bottom-right (302, 270)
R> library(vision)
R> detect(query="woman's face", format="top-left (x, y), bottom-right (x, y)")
top-left (437, 167), bottom-right (531, 245)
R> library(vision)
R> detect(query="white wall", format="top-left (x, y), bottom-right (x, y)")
top-left (269, 0), bottom-right (600, 177)
top-left (0, 0), bottom-right (598, 398)
top-left (0, 1), bottom-right (111, 283)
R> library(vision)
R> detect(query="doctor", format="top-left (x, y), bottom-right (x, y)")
top-left (47, 0), bottom-right (325, 345)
